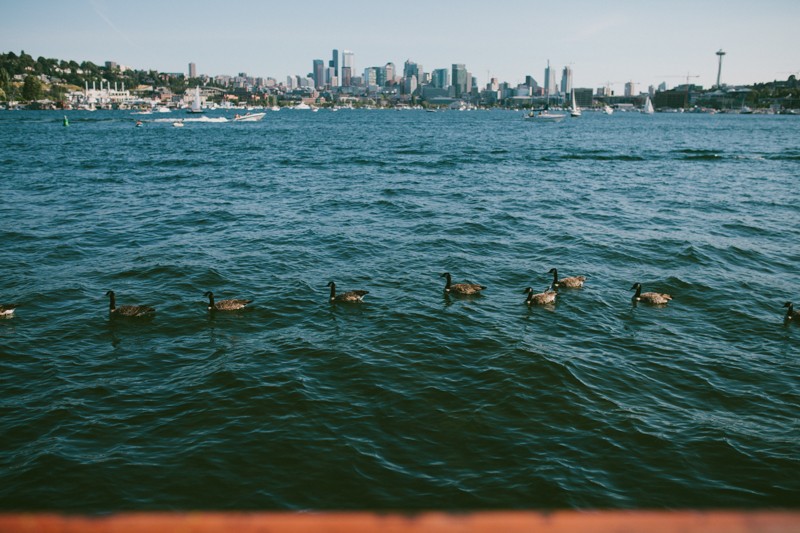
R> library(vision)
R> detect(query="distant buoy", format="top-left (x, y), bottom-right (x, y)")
top-left (63, 115), bottom-right (69, 127)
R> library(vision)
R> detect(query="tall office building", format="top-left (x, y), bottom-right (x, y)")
top-left (312, 59), bottom-right (324, 88)
top-left (432, 68), bottom-right (450, 89)
top-left (329, 49), bottom-right (339, 78)
top-left (188, 62), bottom-right (196, 78)
top-left (404, 60), bottom-right (422, 81)
top-left (363, 67), bottom-right (378, 87)
top-left (452, 64), bottom-right (467, 97)
top-left (342, 50), bottom-right (354, 87)
top-left (561, 66), bottom-right (572, 95)
top-left (544, 60), bottom-right (557, 97)
top-left (385, 63), bottom-right (395, 85)
top-left (624, 81), bottom-right (635, 97)
top-left (375, 66), bottom-right (387, 87)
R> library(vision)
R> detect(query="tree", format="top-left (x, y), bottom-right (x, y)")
top-left (22, 75), bottom-right (43, 101)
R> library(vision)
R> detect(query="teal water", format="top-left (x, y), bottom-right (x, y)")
top-left (0, 109), bottom-right (798, 511)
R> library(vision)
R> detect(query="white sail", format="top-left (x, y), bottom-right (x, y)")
top-left (643, 95), bottom-right (654, 114)
top-left (570, 90), bottom-right (581, 117)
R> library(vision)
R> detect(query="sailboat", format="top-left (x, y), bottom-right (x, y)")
top-left (187, 86), bottom-right (203, 114)
top-left (603, 104), bottom-right (614, 115)
top-left (569, 89), bottom-right (581, 117)
top-left (642, 95), bottom-right (654, 115)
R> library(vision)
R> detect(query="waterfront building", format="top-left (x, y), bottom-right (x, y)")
top-left (658, 81), bottom-right (668, 92)
top-left (452, 64), bottom-right (467, 97)
top-left (574, 88), bottom-right (593, 108)
top-left (189, 62), bottom-right (196, 78)
top-left (561, 65), bottom-right (572, 95)
top-left (525, 75), bottom-right (538, 92)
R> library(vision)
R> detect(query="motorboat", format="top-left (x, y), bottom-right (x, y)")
top-left (233, 112), bottom-right (266, 122)
top-left (524, 109), bottom-right (566, 122)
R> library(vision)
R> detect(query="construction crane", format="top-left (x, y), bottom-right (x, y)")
top-left (657, 72), bottom-right (700, 90)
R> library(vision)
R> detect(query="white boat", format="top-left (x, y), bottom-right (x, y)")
top-left (172, 120), bottom-right (184, 127)
top-left (603, 104), bottom-right (614, 115)
top-left (233, 112), bottom-right (266, 122)
top-left (187, 86), bottom-right (203, 114)
top-left (524, 109), bottom-right (566, 122)
top-left (293, 102), bottom-right (311, 110)
top-left (270, 106), bottom-right (280, 111)
top-left (569, 90), bottom-right (581, 117)
top-left (642, 96), bottom-right (654, 114)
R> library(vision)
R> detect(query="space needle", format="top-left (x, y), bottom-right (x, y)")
top-left (715, 49), bottom-right (726, 88)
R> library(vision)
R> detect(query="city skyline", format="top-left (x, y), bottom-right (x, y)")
top-left (2, 0), bottom-right (798, 94)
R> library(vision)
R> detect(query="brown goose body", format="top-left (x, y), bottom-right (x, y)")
top-left (327, 281), bottom-right (368, 303)
top-left (630, 283), bottom-right (672, 305)
top-left (549, 268), bottom-right (586, 289)
top-left (441, 272), bottom-right (486, 295)
top-left (0, 304), bottom-right (18, 317)
top-left (204, 291), bottom-right (252, 311)
top-left (524, 286), bottom-right (557, 305)
top-left (106, 291), bottom-right (155, 317)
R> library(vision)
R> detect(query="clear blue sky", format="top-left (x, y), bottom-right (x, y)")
top-left (2, 0), bottom-right (798, 93)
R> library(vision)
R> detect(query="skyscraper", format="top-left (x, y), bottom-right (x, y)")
top-left (188, 62), bottom-right (196, 78)
top-left (385, 63), bottom-right (395, 85)
top-left (544, 60), bottom-right (556, 98)
top-left (312, 59), bottom-right (324, 88)
top-left (561, 66), bottom-right (572, 95)
top-left (624, 81), bottom-right (635, 97)
top-left (330, 49), bottom-right (339, 78)
top-left (342, 50), bottom-right (354, 87)
top-left (432, 68), bottom-right (450, 89)
top-left (452, 64), bottom-right (467, 98)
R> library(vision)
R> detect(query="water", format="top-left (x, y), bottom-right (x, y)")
top-left (0, 109), bottom-right (798, 511)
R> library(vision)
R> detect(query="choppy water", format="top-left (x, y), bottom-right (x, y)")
top-left (0, 109), bottom-right (798, 511)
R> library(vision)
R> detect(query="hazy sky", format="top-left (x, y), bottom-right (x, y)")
top-left (2, 0), bottom-right (798, 93)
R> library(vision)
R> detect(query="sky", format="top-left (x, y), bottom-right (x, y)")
top-left (2, 0), bottom-right (798, 94)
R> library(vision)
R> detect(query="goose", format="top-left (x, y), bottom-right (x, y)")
top-left (0, 304), bottom-right (18, 317)
top-left (785, 302), bottom-right (800, 321)
top-left (549, 268), bottom-right (586, 289)
top-left (524, 286), bottom-right (557, 305)
top-left (440, 272), bottom-right (486, 295)
top-left (630, 283), bottom-right (672, 305)
top-left (204, 291), bottom-right (252, 311)
top-left (327, 281), bottom-right (368, 303)
top-left (105, 290), bottom-right (155, 317)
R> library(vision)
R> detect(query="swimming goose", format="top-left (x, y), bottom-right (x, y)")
top-left (204, 291), bottom-right (252, 311)
top-left (549, 268), bottom-right (586, 289)
top-left (785, 302), bottom-right (799, 321)
top-left (327, 281), bottom-right (368, 303)
top-left (630, 283), bottom-right (672, 305)
top-left (524, 286), bottom-right (557, 305)
top-left (106, 290), bottom-right (155, 317)
top-left (0, 304), bottom-right (18, 317)
top-left (441, 272), bottom-right (486, 295)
